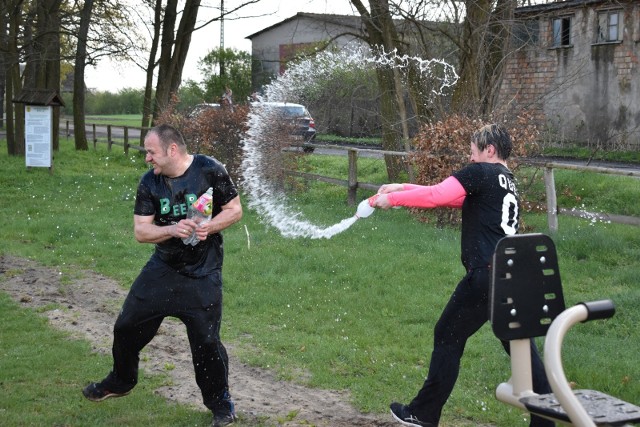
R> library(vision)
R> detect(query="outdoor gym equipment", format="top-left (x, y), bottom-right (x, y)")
top-left (490, 233), bottom-right (640, 426)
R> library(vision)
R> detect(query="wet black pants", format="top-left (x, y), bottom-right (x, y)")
top-left (102, 258), bottom-right (229, 410)
top-left (408, 267), bottom-right (555, 427)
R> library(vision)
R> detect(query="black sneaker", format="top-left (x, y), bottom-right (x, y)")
top-left (390, 402), bottom-right (435, 427)
top-left (211, 392), bottom-right (236, 427)
top-left (82, 382), bottom-right (130, 402)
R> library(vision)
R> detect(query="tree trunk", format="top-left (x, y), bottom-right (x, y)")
top-left (452, 0), bottom-right (491, 114)
top-left (141, 0), bottom-right (163, 133)
top-left (168, 0), bottom-right (199, 93)
top-left (153, 0), bottom-right (200, 120)
top-left (350, 0), bottom-right (408, 181)
top-left (31, 0), bottom-right (62, 150)
top-left (0, 1), bottom-right (7, 130)
top-left (484, 0), bottom-right (516, 113)
top-left (452, 0), bottom-right (515, 116)
top-left (72, 0), bottom-right (94, 151)
top-left (6, 0), bottom-right (24, 156)
top-left (153, 0), bottom-right (176, 118)
top-left (377, 67), bottom-right (405, 180)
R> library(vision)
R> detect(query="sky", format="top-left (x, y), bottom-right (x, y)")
top-left (84, 0), bottom-right (358, 92)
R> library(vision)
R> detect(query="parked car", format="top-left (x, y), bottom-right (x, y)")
top-left (251, 102), bottom-right (317, 152)
top-left (188, 103), bottom-right (221, 118)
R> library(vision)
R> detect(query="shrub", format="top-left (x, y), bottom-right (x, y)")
top-left (184, 105), bottom-right (249, 183)
top-left (154, 97), bottom-right (248, 184)
top-left (410, 113), bottom-right (539, 226)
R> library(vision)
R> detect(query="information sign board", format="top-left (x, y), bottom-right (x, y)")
top-left (25, 105), bottom-right (53, 168)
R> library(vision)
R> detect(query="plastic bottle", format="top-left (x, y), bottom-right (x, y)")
top-left (354, 197), bottom-right (375, 219)
top-left (182, 187), bottom-right (213, 246)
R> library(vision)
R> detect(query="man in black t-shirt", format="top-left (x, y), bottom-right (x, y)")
top-left (371, 124), bottom-right (554, 427)
top-left (82, 124), bottom-right (242, 427)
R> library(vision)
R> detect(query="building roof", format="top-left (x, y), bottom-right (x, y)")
top-left (516, 0), bottom-right (632, 15)
top-left (246, 12), bottom-right (362, 40)
top-left (13, 88), bottom-right (65, 106)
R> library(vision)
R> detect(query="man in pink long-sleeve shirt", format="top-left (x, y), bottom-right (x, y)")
top-left (371, 124), bottom-right (554, 427)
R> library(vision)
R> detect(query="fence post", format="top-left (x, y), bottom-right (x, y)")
top-left (544, 166), bottom-right (558, 233)
top-left (92, 124), bottom-right (97, 145)
top-left (123, 127), bottom-right (129, 155)
top-left (107, 125), bottom-right (112, 151)
top-left (347, 149), bottom-right (358, 205)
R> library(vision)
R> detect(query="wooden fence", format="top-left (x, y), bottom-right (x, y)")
top-left (287, 145), bottom-right (640, 231)
top-left (63, 121), bottom-right (148, 154)
top-left (524, 159), bottom-right (640, 231)
top-left (65, 121), bottom-right (640, 231)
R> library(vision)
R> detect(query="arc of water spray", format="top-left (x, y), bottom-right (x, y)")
top-left (241, 44), bottom-right (458, 239)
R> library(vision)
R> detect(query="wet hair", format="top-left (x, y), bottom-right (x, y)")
top-left (472, 123), bottom-right (512, 160)
top-left (148, 124), bottom-right (186, 153)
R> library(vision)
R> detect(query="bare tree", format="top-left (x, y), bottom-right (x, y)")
top-left (68, 0), bottom-right (147, 150)
top-left (449, 0), bottom-right (517, 115)
top-left (391, 0), bottom-right (549, 116)
top-left (141, 0), bottom-right (162, 131)
top-left (148, 0), bottom-right (262, 124)
top-left (72, 0), bottom-right (94, 151)
top-left (3, 0), bottom-right (26, 156)
top-left (0, 0), bottom-right (7, 129)
top-left (350, 0), bottom-right (410, 180)
top-left (30, 0), bottom-right (63, 149)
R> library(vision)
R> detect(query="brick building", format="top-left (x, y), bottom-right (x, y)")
top-left (498, 0), bottom-right (640, 148)
top-left (246, 13), bottom-right (366, 90)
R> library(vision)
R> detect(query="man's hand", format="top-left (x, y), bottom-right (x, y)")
top-left (174, 219), bottom-right (197, 239)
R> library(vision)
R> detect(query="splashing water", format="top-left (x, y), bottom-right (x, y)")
top-left (241, 44), bottom-right (458, 239)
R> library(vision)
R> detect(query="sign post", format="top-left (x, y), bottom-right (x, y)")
top-left (25, 105), bottom-right (53, 171)
top-left (12, 88), bottom-right (64, 175)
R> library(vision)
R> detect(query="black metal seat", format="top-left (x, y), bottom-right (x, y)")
top-left (490, 233), bottom-right (640, 426)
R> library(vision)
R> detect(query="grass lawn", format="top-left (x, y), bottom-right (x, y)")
top-left (82, 114), bottom-right (145, 128)
top-left (1, 137), bottom-right (639, 426)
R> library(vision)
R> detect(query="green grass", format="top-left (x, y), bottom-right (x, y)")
top-left (1, 137), bottom-right (639, 426)
top-left (314, 133), bottom-right (383, 146)
top-left (0, 293), bottom-right (211, 426)
top-left (81, 114), bottom-right (145, 128)
top-left (518, 166), bottom-right (640, 217)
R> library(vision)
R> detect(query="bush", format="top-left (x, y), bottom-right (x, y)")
top-left (410, 113), bottom-right (539, 226)
top-left (155, 98), bottom-right (248, 183)
top-left (185, 106), bottom-right (249, 183)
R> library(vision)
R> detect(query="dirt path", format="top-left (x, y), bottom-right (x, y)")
top-left (0, 255), bottom-right (398, 426)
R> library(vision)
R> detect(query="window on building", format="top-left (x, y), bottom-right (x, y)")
top-left (596, 10), bottom-right (622, 43)
top-left (552, 16), bottom-right (572, 47)
top-left (513, 19), bottom-right (539, 48)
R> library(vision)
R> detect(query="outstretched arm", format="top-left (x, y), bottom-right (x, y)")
top-left (371, 176), bottom-right (466, 210)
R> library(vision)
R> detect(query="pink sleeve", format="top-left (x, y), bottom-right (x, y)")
top-left (387, 176), bottom-right (466, 209)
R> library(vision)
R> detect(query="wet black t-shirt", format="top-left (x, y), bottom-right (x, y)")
top-left (453, 162), bottom-right (519, 270)
top-left (134, 154), bottom-right (238, 277)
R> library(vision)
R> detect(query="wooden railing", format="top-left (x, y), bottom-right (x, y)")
top-left (285, 144), bottom-right (407, 205)
top-left (524, 159), bottom-right (640, 231)
top-left (62, 120), bottom-right (148, 154)
top-left (287, 146), bottom-right (640, 231)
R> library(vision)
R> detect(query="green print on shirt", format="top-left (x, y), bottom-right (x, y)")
top-left (159, 193), bottom-right (197, 216)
